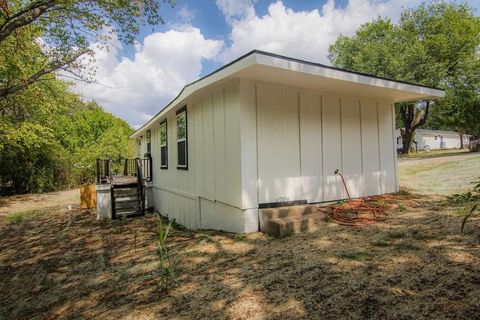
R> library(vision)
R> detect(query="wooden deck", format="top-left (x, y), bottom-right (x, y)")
top-left (111, 175), bottom-right (138, 186)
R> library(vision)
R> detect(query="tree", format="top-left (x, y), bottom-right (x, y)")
top-left (427, 58), bottom-right (480, 146)
top-left (328, 2), bottom-right (480, 153)
top-left (0, 76), bottom-right (135, 194)
top-left (0, 0), bottom-right (175, 98)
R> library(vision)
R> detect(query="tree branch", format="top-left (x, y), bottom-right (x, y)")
top-left (0, 0), bottom-right (58, 43)
top-left (0, 49), bottom-right (90, 97)
top-left (412, 101), bottom-right (430, 129)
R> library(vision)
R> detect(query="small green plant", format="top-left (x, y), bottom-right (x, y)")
top-left (338, 250), bottom-right (370, 260)
top-left (461, 203), bottom-right (478, 234)
top-left (6, 209), bottom-right (42, 223)
top-left (458, 177), bottom-right (480, 234)
top-left (157, 216), bottom-right (178, 292)
top-left (447, 192), bottom-right (476, 205)
top-left (372, 239), bottom-right (391, 247)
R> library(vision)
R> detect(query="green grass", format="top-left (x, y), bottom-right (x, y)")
top-left (5, 209), bottom-right (44, 223)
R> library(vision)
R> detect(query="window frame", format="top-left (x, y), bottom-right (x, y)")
top-left (176, 106), bottom-right (188, 170)
top-left (146, 129), bottom-right (151, 155)
top-left (159, 120), bottom-right (168, 169)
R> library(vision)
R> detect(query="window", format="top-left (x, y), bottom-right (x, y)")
top-left (146, 129), bottom-right (151, 156)
top-left (136, 140), bottom-right (141, 158)
top-left (160, 120), bottom-right (168, 169)
top-left (176, 106), bottom-right (188, 169)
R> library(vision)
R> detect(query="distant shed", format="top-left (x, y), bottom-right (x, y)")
top-left (396, 129), bottom-right (471, 151)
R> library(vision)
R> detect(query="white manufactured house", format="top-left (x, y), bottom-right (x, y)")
top-left (131, 50), bottom-right (445, 233)
top-left (396, 128), bottom-right (471, 151)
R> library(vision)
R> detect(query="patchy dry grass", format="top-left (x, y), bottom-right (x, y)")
top-left (0, 189), bottom-right (79, 217)
top-left (398, 153), bottom-right (480, 195)
top-left (0, 194), bottom-right (479, 319)
top-left (398, 148), bottom-right (471, 160)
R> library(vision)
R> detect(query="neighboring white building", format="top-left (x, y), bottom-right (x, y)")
top-left (131, 50), bottom-right (444, 233)
top-left (396, 129), bottom-right (471, 151)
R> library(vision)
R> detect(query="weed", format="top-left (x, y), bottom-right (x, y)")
top-left (234, 234), bottom-right (246, 242)
top-left (6, 209), bottom-right (42, 223)
top-left (397, 203), bottom-right (407, 211)
top-left (395, 240), bottom-right (419, 251)
top-left (338, 251), bottom-right (370, 260)
top-left (156, 216), bottom-right (178, 293)
top-left (387, 231), bottom-right (406, 239)
top-left (372, 239), bottom-right (391, 247)
top-left (410, 229), bottom-right (435, 241)
top-left (461, 203), bottom-right (479, 234)
top-left (447, 192), bottom-right (478, 205)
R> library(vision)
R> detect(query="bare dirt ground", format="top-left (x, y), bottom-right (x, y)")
top-left (0, 192), bottom-right (479, 319)
top-left (1, 155), bottom-right (480, 319)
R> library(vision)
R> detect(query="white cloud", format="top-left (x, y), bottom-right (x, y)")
top-left (220, 0), bottom-right (421, 63)
top-left (70, 0), bottom-right (431, 128)
top-left (177, 5), bottom-right (195, 23)
top-left (71, 27), bottom-right (223, 128)
top-left (215, 0), bottom-right (256, 23)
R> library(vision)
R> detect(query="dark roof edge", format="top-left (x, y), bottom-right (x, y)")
top-left (131, 49), bottom-right (444, 137)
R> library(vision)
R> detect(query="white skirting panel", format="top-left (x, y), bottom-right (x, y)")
top-left (153, 187), bottom-right (197, 230)
top-left (200, 199), bottom-right (245, 233)
top-left (153, 187), bottom-right (256, 233)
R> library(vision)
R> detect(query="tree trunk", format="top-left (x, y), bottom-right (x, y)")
top-left (401, 128), bottom-right (414, 154)
top-left (399, 101), bottom-right (431, 154)
top-left (459, 132), bottom-right (464, 149)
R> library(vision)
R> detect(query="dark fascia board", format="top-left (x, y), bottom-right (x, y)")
top-left (131, 49), bottom-right (444, 138)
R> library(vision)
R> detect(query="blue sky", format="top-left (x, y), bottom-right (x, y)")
top-left (71, 0), bottom-right (480, 128)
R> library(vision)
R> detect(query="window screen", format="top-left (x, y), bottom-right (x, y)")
top-left (160, 121), bottom-right (168, 169)
top-left (176, 107), bottom-right (188, 169)
top-left (146, 129), bottom-right (151, 155)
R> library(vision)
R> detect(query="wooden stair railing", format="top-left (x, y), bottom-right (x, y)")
top-left (135, 158), bottom-right (146, 214)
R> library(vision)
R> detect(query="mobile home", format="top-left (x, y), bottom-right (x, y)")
top-left (130, 50), bottom-right (445, 233)
top-left (396, 129), bottom-right (471, 151)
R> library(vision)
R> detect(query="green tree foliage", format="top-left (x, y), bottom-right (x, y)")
top-left (0, 79), bottom-right (134, 194)
top-left (0, 2), bottom-right (145, 194)
top-left (0, 0), bottom-right (174, 97)
top-left (328, 1), bottom-right (480, 153)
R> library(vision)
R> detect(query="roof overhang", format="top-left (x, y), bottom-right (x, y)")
top-left (131, 50), bottom-right (445, 139)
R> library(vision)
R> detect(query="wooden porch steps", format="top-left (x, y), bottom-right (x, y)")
top-left (111, 183), bottom-right (144, 219)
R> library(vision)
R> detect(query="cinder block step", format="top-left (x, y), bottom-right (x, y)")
top-left (260, 205), bottom-right (319, 233)
top-left (268, 213), bottom-right (326, 237)
top-left (261, 205), bottom-right (317, 220)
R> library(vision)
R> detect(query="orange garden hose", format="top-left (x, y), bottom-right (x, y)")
top-left (320, 170), bottom-right (400, 227)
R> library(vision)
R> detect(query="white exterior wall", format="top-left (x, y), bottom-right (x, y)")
top-left (148, 80), bottom-right (252, 233)
top-left (238, 80), bottom-right (398, 208)
top-left (145, 79), bottom-right (398, 233)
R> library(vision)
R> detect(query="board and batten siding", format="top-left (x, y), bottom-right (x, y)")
top-left (148, 79), bottom-right (246, 232)
top-left (238, 80), bottom-right (398, 207)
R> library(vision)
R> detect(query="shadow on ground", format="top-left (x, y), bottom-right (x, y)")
top-left (0, 195), bottom-right (479, 319)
